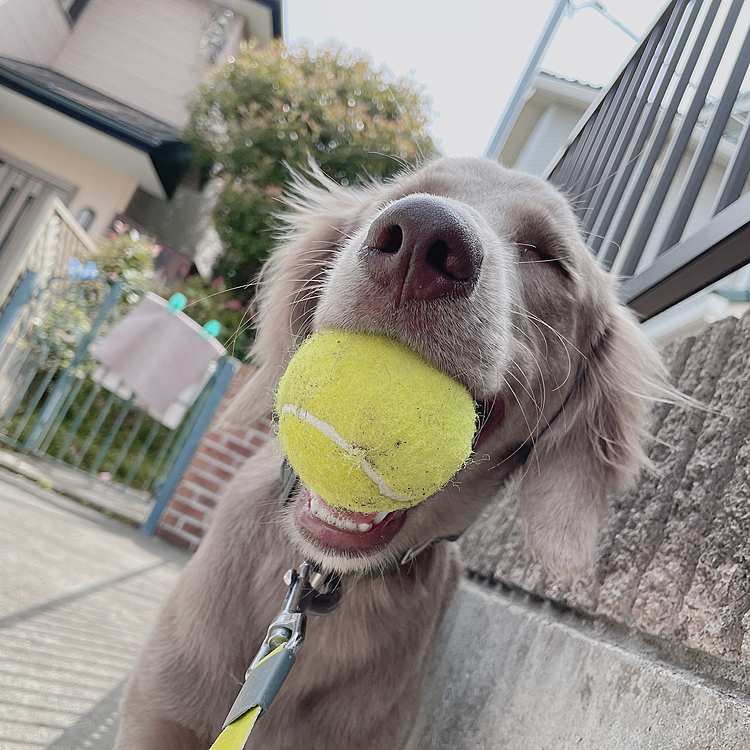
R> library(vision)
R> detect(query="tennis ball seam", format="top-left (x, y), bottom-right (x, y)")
top-left (281, 403), bottom-right (412, 504)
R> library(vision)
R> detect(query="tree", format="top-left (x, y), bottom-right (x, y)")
top-left (183, 40), bottom-right (439, 300)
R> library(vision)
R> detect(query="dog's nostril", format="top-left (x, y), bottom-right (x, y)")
top-left (370, 224), bottom-right (403, 254)
top-left (425, 240), bottom-right (473, 282)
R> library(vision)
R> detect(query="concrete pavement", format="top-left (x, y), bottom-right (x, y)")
top-left (0, 468), bottom-right (189, 750)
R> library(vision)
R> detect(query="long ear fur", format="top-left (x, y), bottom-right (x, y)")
top-left (226, 168), bottom-right (370, 425)
top-left (519, 298), bottom-right (666, 578)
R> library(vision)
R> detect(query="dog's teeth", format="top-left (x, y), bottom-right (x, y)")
top-left (308, 493), bottom-right (378, 533)
top-left (373, 511), bottom-right (389, 525)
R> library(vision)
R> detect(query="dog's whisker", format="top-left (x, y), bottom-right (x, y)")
top-left (511, 302), bottom-right (586, 360)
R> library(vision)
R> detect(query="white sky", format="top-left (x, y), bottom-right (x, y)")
top-left (284, 0), bottom-right (669, 157)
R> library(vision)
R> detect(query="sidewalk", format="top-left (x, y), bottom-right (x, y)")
top-left (0, 468), bottom-right (189, 750)
top-left (0, 450), bottom-right (153, 525)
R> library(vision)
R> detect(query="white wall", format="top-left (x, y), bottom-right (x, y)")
top-left (0, 0), bottom-right (70, 65)
top-left (0, 116), bottom-right (138, 238)
top-left (52, 0), bottom-right (245, 127)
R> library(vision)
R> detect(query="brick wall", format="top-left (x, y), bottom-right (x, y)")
top-left (156, 364), bottom-right (271, 550)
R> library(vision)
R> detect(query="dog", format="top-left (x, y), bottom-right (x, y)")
top-left (114, 157), bottom-right (666, 750)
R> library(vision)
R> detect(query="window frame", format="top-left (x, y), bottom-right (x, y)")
top-left (58, 0), bottom-right (91, 25)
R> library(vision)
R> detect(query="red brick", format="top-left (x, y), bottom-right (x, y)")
top-left (225, 440), bottom-right (253, 458)
top-left (196, 494), bottom-right (217, 509)
top-left (250, 435), bottom-right (266, 448)
top-left (184, 471), bottom-right (220, 493)
top-left (225, 427), bottom-right (250, 440)
top-left (161, 511), bottom-right (181, 528)
top-left (202, 445), bottom-right (234, 465)
top-left (182, 521), bottom-right (205, 538)
top-left (175, 485), bottom-right (194, 500)
top-left (209, 464), bottom-right (233, 482)
top-left (253, 420), bottom-right (272, 434)
top-left (170, 500), bottom-right (205, 522)
top-left (192, 456), bottom-right (211, 473)
top-left (206, 430), bottom-right (222, 443)
top-left (156, 526), bottom-right (192, 549)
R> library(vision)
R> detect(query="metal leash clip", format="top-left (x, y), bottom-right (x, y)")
top-left (221, 561), bottom-right (341, 729)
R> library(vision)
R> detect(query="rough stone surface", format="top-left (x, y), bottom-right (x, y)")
top-left (460, 311), bottom-right (750, 667)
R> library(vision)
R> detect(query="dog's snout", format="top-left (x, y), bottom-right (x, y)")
top-left (360, 196), bottom-right (483, 302)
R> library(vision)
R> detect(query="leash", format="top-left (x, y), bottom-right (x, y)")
top-left (209, 559), bottom-right (341, 750)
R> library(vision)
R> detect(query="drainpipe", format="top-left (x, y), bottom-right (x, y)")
top-left (484, 0), bottom-right (570, 160)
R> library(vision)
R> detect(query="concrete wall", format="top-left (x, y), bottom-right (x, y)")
top-left (52, 0), bottom-right (245, 127)
top-left (410, 581), bottom-right (750, 749)
top-left (0, 0), bottom-right (70, 65)
top-left (0, 116), bottom-right (137, 238)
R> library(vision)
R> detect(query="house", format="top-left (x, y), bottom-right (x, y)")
top-left (0, 0), bottom-right (281, 301)
top-left (486, 69), bottom-right (600, 176)
top-left (488, 67), bottom-right (750, 346)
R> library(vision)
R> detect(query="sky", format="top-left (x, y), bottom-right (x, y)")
top-left (283, 0), bottom-right (668, 157)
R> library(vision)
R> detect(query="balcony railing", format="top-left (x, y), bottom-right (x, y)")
top-left (546, 0), bottom-right (750, 320)
top-left (0, 195), bottom-right (94, 303)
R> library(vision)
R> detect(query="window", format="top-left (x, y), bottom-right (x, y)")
top-left (59, 0), bottom-right (91, 24)
top-left (76, 208), bottom-right (96, 232)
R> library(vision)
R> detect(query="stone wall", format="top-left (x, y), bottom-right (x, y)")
top-left (460, 311), bottom-right (750, 666)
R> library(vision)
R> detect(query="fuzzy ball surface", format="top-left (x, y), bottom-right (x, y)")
top-left (275, 330), bottom-right (477, 512)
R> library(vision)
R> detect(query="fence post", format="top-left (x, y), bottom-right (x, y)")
top-left (24, 279), bottom-right (122, 452)
top-left (141, 356), bottom-right (240, 536)
top-left (0, 271), bottom-right (39, 348)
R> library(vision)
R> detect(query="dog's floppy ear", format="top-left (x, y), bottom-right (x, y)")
top-left (519, 295), bottom-right (664, 578)
top-left (227, 170), bottom-right (368, 425)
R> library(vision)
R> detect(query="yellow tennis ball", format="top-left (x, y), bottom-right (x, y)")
top-left (275, 330), bottom-right (477, 513)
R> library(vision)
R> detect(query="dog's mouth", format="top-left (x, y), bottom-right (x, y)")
top-left (293, 488), bottom-right (407, 554)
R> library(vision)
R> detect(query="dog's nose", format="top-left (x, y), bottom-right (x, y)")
top-left (360, 196), bottom-right (483, 302)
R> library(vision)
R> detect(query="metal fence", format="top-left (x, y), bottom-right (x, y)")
top-left (546, 0), bottom-right (750, 320)
top-left (0, 270), bottom-right (238, 527)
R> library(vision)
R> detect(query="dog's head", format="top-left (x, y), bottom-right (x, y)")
top-left (231, 158), bottom-right (664, 578)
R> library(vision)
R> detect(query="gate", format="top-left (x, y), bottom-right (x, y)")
top-left (0, 270), bottom-right (238, 530)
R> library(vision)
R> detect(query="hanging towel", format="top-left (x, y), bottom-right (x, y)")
top-left (91, 293), bottom-right (225, 419)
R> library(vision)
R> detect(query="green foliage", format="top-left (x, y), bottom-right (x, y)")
top-left (184, 40), bottom-right (439, 297)
top-left (91, 231), bottom-right (161, 286)
top-left (177, 275), bottom-right (254, 359)
top-left (90, 228), bottom-right (251, 356)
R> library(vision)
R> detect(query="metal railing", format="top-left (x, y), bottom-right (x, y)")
top-left (0, 195), bottom-right (93, 304)
top-left (546, 0), bottom-right (750, 320)
top-left (0, 199), bottom-right (240, 526)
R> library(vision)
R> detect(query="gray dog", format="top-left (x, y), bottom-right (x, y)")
top-left (114, 158), bottom-right (666, 750)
